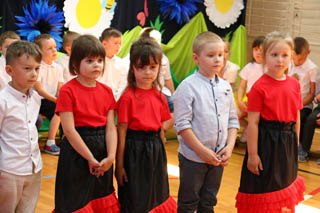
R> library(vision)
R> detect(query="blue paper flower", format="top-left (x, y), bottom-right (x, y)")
top-left (157, 0), bottom-right (203, 24)
top-left (15, 0), bottom-right (64, 50)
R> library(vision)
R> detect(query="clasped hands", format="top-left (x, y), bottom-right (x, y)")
top-left (88, 157), bottom-right (114, 178)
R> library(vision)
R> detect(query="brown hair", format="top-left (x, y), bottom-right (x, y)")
top-left (251, 35), bottom-right (265, 62)
top-left (34, 34), bottom-right (54, 49)
top-left (69, 34), bottom-right (105, 75)
top-left (128, 39), bottom-right (163, 90)
top-left (6, 40), bottom-right (42, 66)
top-left (100, 27), bottom-right (122, 42)
top-left (0, 31), bottom-right (20, 46)
top-left (293, 37), bottom-right (309, 55)
top-left (62, 31), bottom-right (80, 48)
top-left (192, 31), bottom-right (223, 55)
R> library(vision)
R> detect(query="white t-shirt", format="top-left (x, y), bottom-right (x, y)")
top-left (239, 62), bottom-right (264, 93)
top-left (159, 54), bottom-right (172, 96)
top-left (38, 61), bottom-right (64, 97)
top-left (55, 54), bottom-right (74, 83)
top-left (0, 55), bottom-right (11, 89)
top-left (221, 60), bottom-right (240, 84)
top-left (288, 58), bottom-right (318, 109)
top-left (97, 55), bottom-right (129, 101)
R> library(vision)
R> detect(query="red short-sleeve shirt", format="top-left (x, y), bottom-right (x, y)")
top-left (55, 79), bottom-right (116, 127)
top-left (117, 87), bottom-right (171, 131)
top-left (247, 74), bottom-right (303, 122)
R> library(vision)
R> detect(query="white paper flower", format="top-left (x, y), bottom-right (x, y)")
top-left (204, 0), bottom-right (244, 29)
top-left (63, 0), bottom-right (114, 37)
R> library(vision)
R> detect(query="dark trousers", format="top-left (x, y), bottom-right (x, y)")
top-left (177, 153), bottom-right (224, 213)
top-left (299, 107), bottom-right (312, 144)
top-left (300, 106), bottom-right (320, 153)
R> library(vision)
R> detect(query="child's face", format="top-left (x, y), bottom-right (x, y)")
top-left (223, 42), bottom-right (230, 65)
top-left (265, 41), bottom-right (291, 75)
top-left (293, 49), bottom-right (309, 66)
top-left (253, 45), bottom-right (263, 64)
top-left (78, 56), bottom-right (104, 80)
top-left (102, 36), bottom-right (122, 58)
top-left (40, 38), bottom-right (57, 64)
top-left (133, 57), bottom-right (160, 89)
top-left (193, 41), bottom-right (224, 78)
top-left (1, 38), bottom-right (19, 56)
top-left (6, 54), bottom-right (40, 94)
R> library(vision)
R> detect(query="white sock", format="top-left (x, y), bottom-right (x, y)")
top-left (46, 139), bottom-right (56, 146)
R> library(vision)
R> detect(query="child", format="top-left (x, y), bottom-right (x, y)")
top-left (116, 39), bottom-right (177, 212)
top-left (0, 31), bottom-right (20, 89)
top-left (55, 31), bottom-right (80, 83)
top-left (54, 35), bottom-right (119, 212)
top-left (288, 37), bottom-right (318, 162)
top-left (34, 34), bottom-right (64, 155)
top-left (237, 36), bottom-right (265, 142)
top-left (174, 32), bottom-right (239, 212)
top-left (0, 41), bottom-right (42, 212)
top-left (218, 38), bottom-right (240, 89)
top-left (98, 27), bottom-right (129, 101)
top-left (235, 31), bottom-right (305, 213)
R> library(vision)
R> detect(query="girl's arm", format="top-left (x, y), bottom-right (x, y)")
top-left (60, 111), bottom-right (101, 175)
top-left (237, 79), bottom-right (248, 112)
top-left (303, 82), bottom-right (315, 106)
top-left (164, 79), bottom-right (175, 94)
top-left (34, 82), bottom-right (57, 103)
top-left (97, 110), bottom-right (117, 175)
top-left (246, 111), bottom-right (263, 176)
top-left (116, 122), bottom-right (128, 186)
top-left (296, 110), bottom-right (300, 144)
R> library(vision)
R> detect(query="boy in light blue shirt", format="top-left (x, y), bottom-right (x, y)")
top-left (173, 31), bottom-right (239, 212)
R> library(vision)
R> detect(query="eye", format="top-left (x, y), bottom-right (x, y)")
top-left (98, 58), bottom-right (104, 63)
top-left (271, 53), bottom-right (278, 57)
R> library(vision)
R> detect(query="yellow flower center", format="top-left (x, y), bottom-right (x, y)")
top-left (76, 0), bottom-right (102, 29)
top-left (215, 0), bottom-right (234, 14)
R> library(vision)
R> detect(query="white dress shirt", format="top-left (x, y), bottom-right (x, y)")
top-left (0, 84), bottom-right (43, 175)
top-left (38, 61), bottom-right (64, 97)
top-left (56, 54), bottom-right (74, 83)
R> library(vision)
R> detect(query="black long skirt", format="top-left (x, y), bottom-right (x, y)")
top-left (236, 118), bottom-right (305, 212)
top-left (118, 129), bottom-right (176, 213)
top-left (55, 126), bottom-right (119, 213)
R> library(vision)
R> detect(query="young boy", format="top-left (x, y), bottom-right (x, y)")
top-left (0, 31), bottom-right (21, 89)
top-left (288, 37), bottom-right (318, 162)
top-left (97, 27), bottom-right (129, 101)
top-left (34, 34), bottom-right (64, 155)
top-left (0, 40), bottom-right (43, 212)
top-left (55, 31), bottom-right (80, 83)
top-left (173, 32), bottom-right (239, 212)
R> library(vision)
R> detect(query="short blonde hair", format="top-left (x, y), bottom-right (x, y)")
top-left (192, 31), bottom-right (223, 55)
top-left (262, 31), bottom-right (293, 62)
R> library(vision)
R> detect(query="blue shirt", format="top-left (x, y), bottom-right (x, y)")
top-left (173, 71), bottom-right (239, 163)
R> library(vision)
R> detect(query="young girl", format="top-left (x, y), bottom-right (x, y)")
top-left (54, 35), bottom-right (120, 212)
top-left (235, 32), bottom-right (305, 212)
top-left (237, 36), bottom-right (265, 142)
top-left (116, 39), bottom-right (177, 213)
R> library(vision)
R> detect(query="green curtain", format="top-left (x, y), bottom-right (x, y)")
top-left (118, 26), bottom-right (142, 58)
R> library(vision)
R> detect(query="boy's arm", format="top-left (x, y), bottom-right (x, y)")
top-left (34, 81), bottom-right (57, 103)
top-left (303, 82), bottom-right (315, 105)
top-left (116, 122), bottom-right (128, 186)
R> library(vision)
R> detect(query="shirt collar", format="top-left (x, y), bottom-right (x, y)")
top-left (41, 60), bottom-right (55, 68)
top-left (6, 83), bottom-right (34, 101)
top-left (195, 71), bottom-right (220, 84)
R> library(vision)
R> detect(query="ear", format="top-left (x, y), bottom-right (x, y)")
top-left (307, 49), bottom-right (311, 55)
top-left (5, 65), bottom-right (14, 77)
top-left (192, 53), bottom-right (199, 65)
top-left (65, 46), bottom-right (71, 55)
top-left (101, 40), bottom-right (108, 48)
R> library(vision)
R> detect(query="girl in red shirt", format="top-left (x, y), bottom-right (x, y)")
top-left (235, 32), bottom-right (305, 212)
top-left (54, 35), bottom-right (119, 212)
top-left (116, 39), bottom-right (176, 212)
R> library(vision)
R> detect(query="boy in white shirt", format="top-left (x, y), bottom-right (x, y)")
top-left (0, 31), bottom-right (20, 90)
top-left (0, 41), bottom-right (43, 212)
top-left (55, 31), bottom-right (80, 83)
top-left (288, 37), bottom-right (318, 162)
top-left (34, 34), bottom-right (64, 155)
top-left (97, 27), bottom-right (129, 101)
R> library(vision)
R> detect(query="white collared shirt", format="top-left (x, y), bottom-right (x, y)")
top-left (222, 60), bottom-right (240, 84)
top-left (0, 55), bottom-right (11, 89)
top-left (0, 84), bottom-right (43, 175)
top-left (97, 55), bottom-right (129, 101)
top-left (239, 62), bottom-right (264, 93)
top-left (38, 61), bottom-right (64, 97)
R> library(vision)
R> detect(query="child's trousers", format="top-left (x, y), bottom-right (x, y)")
top-left (0, 170), bottom-right (41, 213)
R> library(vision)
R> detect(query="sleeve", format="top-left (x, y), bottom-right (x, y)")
top-left (55, 85), bottom-right (74, 114)
top-left (227, 87), bottom-right (240, 129)
top-left (106, 87), bottom-right (117, 110)
top-left (162, 55), bottom-right (172, 80)
top-left (247, 84), bottom-right (264, 112)
top-left (224, 69), bottom-right (238, 83)
top-left (296, 81), bottom-right (303, 110)
top-left (160, 94), bottom-right (171, 122)
top-left (309, 67), bottom-right (317, 82)
top-left (114, 61), bottom-right (129, 101)
top-left (117, 92), bottom-right (131, 123)
top-left (173, 81), bottom-right (193, 133)
top-left (239, 63), bottom-right (250, 80)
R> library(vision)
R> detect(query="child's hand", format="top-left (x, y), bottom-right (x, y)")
top-left (88, 158), bottom-right (101, 176)
top-left (238, 101), bottom-right (248, 113)
top-left (199, 147), bottom-right (221, 166)
top-left (116, 167), bottom-right (128, 186)
top-left (94, 157), bottom-right (114, 177)
top-left (247, 154), bottom-right (263, 176)
top-left (217, 146), bottom-right (232, 166)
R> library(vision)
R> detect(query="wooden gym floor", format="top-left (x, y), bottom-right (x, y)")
top-left (36, 129), bottom-right (320, 212)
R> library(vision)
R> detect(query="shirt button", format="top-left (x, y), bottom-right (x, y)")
top-left (31, 138), bottom-right (33, 141)
top-left (216, 99), bottom-right (218, 101)
top-left (219, 130), bottom-right (222, 132)
top-left (218, 114), bottom-right (220, 117)
top-left (28, 120), bottom-right (31, 123)
top-left (22, 95), bottom-right (26, 98)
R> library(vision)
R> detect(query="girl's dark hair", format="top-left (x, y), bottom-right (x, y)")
top-left (127, 39), bottom-right (163, 89)
top-left (69, 35), bottom-right (106, 75)
top-left (251, 35), bottom-right (265, 62)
